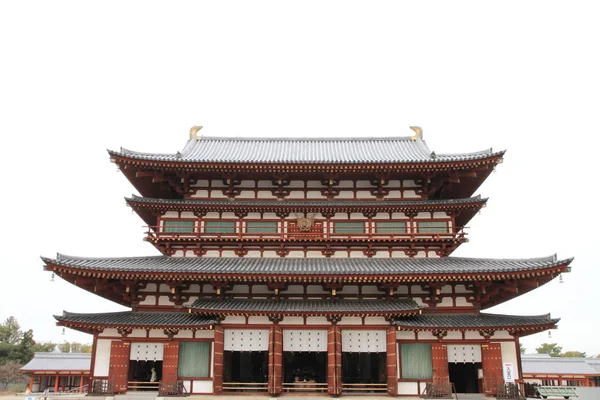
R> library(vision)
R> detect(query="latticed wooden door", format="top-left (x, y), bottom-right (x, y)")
top-left (482, 343), bottom-right (503, 395)
top-left (109, 341), bottom-right (130, 394)
top-left (162, 342), bottom-right (180, 382)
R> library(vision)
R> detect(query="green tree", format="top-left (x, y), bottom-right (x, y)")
top-left (0, 317), bottom-right (22, 345)
top-left (561, 351), bottom-right (586, 358)
top-left (32, 342), bottom-right (56, 353)
top-left (536, 343), bottom-right (563, 357)
top-left (10, 330), bottom-right (35, 364)
top-left (58, 342), bottom-right (93, 353)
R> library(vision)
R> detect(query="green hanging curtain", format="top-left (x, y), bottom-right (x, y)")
top-left (178, 342), bottom-right (211, 378)
top-left (401, 343), bottom-right (433, 379)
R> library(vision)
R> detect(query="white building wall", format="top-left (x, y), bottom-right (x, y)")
top-left (93, 339), bottom-right (112, 377)
top-left (501, 341), bottom-right (520, 379)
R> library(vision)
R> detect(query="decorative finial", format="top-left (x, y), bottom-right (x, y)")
top-left (409, 126), bottom-right (423, 140)
top-left (189, 126), bottom-right (203, 140)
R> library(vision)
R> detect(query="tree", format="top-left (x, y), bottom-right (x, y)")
top-left (536, 343), bottom-right (562, 357)
top-left (0, 317), bottom-right (22, 345)
top-left (58, 342), bottom-right (93, 354)
top-left (561, 351), bottom-right (586, 358)
top-left (0, 362), bottom-right (26, 390)
top-left (32, 342), bottom-right (56, 353)
top-left (519, 343), bottom-right (526, 354)
top-left (10, 330), bottom-right (35, 364)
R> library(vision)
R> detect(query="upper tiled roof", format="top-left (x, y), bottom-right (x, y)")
top-left (127, 194), bottom-right (486, 208)
top-left (55, 311), bottom-right (217, 328)
top-left (190, 298), bottom-right (422, 316)
top-left (392, 313), bottom-right (559, 330)
top-left (111, 136), bottom-right (503, 165)
top-left (43, 253), bottom-right (572, 277)
top-left (20, 352), bottom-right (91, 372)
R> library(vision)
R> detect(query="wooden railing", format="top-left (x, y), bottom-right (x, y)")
top-left (341, 382), bottom-right (388, 394)
top-left (147, 226), bottom-right (465, 242)
top-left (421, 381), bottom-right (458, 399)
top-left (283, 381), bottom-right (328, 393)
top-left (496, 383), bottom-right (523, 399)
top-left (127, 381), bottom-right (160, 391)
top-left (88, 379), bottom-right (114, 396)
top-left (158, 380), bottom-right (186, 396)
top-left (222, 382), bottom-right (268, 393)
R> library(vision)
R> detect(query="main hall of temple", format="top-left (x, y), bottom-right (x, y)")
top-left (43, 127), bottom-right (572, 397)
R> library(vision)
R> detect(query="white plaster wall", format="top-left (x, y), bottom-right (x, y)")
top-left (339, 317), bottom-right (362, 325)
top-left (99, 329), bottom-right (119, 338)
top-left (454, 284), bottom-right (469, 293)
top-left (194, 330), bottom-right (215, 339)
top-left (306, 285), bottom-right (328, 294)
top-left (248, 316), bottom-right (271, 324)
top-left (177, 331), bottom-right (194, 339)
top-left (492, 330), bottom-right (513, 339)
top-left (94, 339), bottom-right (112, 377)
top-left (396, 331), bottom-right (415, 340)
top-left (501, 342), bottom-right (520, 379)
top-left (464, 331), bottom-right (483, 340)
top-left (192, 380), bottom-right (213, 394)
top-left (364, 317), bottom-right (387, 325)
top-left (128, 329), bottom-right (146, 338)
top-left (437, 297), bottom-right (454, 307)
top-left (417, 331), bottom-right (436, 340)
top-left (398, 382), bottom-right (419, 395)
top-left (158, 296), bottom-right (171, 306)
top-left (455, 297), bottom-right (471, 307)
top-left (306, 317), bottom-right (329, 325)
top-left (280, 317), bottom-right (304, 325)
top-left (148, 330), bottom-right (167, 338)
top-left (445, 331), bottom-right (462, 340)
top-left (139, 296), bottom-right (155, 306)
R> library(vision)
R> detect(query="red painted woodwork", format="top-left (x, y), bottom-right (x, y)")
top-left (213, 326), bottom-right (224, 394)
top-left (386, 327), bottom-right (398, 396)
top-left (162, 342), bottom-right (179, 382)
top-left (327, 326), bottom-right (342, 396)
top-left (287, 221), bottom-right (324, 240)
top-left (431, 343), bottom-right (449, 382)
top-left (482, 343), bottom-right (503, 396)
top-left (108, 341), bottom-right (130, 394)
top-left (268, 326), bottom-right (283, 395)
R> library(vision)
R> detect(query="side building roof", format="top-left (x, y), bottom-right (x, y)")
top-left (522, 355), bottom-right (600, 375)
top-left (20, 352), bottom-right (91, 372)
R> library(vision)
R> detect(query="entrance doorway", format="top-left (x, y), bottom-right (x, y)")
top-left (342, 352), bottom-right (386, 384)
top-left (448, 362), bottom-right (481, 393)
top-left (283, 352), bottom-right (327, 392)
top-left (128, 360), bottom-right (162, 390)
top-left (223, 351), bottom-right (269, 383)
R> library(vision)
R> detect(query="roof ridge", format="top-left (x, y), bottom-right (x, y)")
top-left (193, 135), bottom-right (418, 142)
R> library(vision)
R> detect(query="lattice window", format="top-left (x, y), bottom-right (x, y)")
top-left (246, 221), bottom-right (278, 233)
top-left (416, 221), bottom-right (449, 233)
top-left (334, 222), bottom-right (365, 234)
top-left (163, 220), bottom-right (195, 233)
top-left (204, 220), bottom-right (236, 233)
top-left (375, 221), bottom-right (407, 233)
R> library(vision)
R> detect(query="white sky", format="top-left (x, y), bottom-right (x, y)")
top-left (0, 1), bottom-right (598, 356)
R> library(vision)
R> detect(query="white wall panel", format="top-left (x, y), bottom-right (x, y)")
top-left (130, 343), bottom-right (164, 361)
top-left (283, 330), bottom-right (327, 352)
top-left (224, 329), bottom-right (269, 351)
top-left (341, 330), bottom-right (386, 352)
top-left (447, 344), bottom-right (482, 363)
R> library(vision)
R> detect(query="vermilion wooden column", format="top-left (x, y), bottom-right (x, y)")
top-left (386, 327), bottom-right (398, 396)
top-left (327, 325), bottom-right (342, 396)
top-left (431, 343), bottom-right (449, 382)
top-left (268, 325), bottom-right (283, 396)
top-left (79, 374), bottom-right (84, 393)
top-left (213, 326), bottom-right (224, 394)
top-left (54, 374), bottom-right (59, 393)
top-left (109, 341), bottom-right (130, 394)
top-left (482, 343), bottom-right (503, 396)
top-left (28, 375), bottom-right (34, 392)
top-left (162, 342), bottom-right (180, 382)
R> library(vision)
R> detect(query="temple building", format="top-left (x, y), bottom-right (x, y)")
top-left (43, 127), bottom-right (573, 397)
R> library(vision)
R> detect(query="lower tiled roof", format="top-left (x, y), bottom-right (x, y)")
top-left (21, 352), bottom-right (91, 372)
top-left (392, 313), bottom-right (559, 330)
top-left (56, 311), bottom-right (217, 329)
top-left (42, 254), bottom-right (572, 277)
top-left (189, 298), bottom-right (422, 316)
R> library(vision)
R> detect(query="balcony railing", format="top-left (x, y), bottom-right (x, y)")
top-left (146, 226), bottom-right (466, 242)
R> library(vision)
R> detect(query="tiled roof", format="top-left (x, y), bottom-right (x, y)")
top-left (522, 355), bottom-right (600, 375)
top-left (43, 253), bottom-right (572, 277)
top-left (392, 313), bottom-right (559, 330)
top-left (111, 136), bottom-right (503, 164)
top-left (127, 195), bottom-right (486, 209)
top-left (55, 311), bottom-right (217, 328)
top-left (189, 298), bottom-right (421, 316)
top-left (20, 352), bottom-right (91, 372)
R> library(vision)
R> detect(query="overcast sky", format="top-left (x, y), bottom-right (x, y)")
top-left (1, 1), bottom-right (598, 356)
